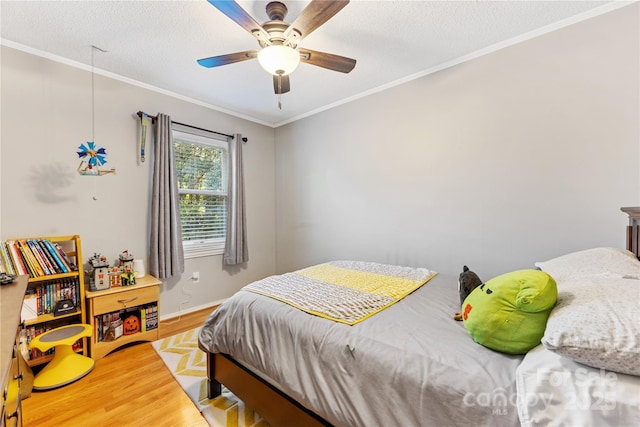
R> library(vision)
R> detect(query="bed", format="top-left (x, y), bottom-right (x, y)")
top-left (199, 251), bottom-right (640, 426)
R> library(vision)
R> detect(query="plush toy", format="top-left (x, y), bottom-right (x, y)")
top-left (454, 266), bottom-right (483, 321)
top-left (462, 269), bottom-right (557, 354)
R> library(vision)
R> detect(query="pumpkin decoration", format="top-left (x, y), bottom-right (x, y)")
top-left (123, 315), bottom-right (140, 335)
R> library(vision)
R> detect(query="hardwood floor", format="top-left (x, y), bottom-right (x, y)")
top-left (22, 307), bottom-right (216, 427)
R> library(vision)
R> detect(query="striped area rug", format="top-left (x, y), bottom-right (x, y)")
top-left (152, 328), bottom-right (270, 427)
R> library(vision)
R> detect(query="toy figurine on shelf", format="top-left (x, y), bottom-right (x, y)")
top-left (109, 267), bottom-right (122, 287)
top-left (119, 250), bottom-right (134, 269)
top-left (88, 253), bottom-right (111, 291)
top-left (121, 266), bottom-right (136, 286)
top-left (118, 250), bottom-right (136, 286)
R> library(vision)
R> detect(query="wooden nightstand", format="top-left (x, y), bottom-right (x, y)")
top-left (85, 275), bottom-right (161, 360)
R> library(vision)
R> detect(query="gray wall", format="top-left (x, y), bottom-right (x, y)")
top-left (0, 46), bottom-right (277, 317)
top-left (275, 5), bottom-right (640, 281)
top-left (2, 5), bottom-right (638, 315)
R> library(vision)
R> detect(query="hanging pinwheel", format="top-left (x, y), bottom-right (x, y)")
top-left (77, 141), bottom-right (116, 176)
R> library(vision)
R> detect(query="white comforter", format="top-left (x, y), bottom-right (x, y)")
top-left (517, 344), bottom-right (640, 427)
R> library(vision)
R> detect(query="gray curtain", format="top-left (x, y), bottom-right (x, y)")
top-left (223, 134), bottom-right (248, 265)
top-left (149, 113), bottom-right (184, 278)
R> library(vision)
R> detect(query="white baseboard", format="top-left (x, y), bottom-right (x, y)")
top-left (159, 298), bottom-right (227, 322)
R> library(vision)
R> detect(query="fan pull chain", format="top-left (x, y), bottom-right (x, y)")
top-left (277, 74), bottom-right (283, 109)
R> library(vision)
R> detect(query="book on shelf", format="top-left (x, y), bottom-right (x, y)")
top-left (27, 239), bottom-right (52, 275)
top-left (52, 241), bottom-right (76, 271)
top-left (18, 239), bottom-right (44, 276)
top-left (29, 277), bottom-right (80, 316)
top-left (22, 322), bottom-right (84, 361)
top-left (32, 240), bottom-right (60, 274)
top-left (42, 239), bottom-right (69, 273)
top-left (97, 312), bottom-right (123, 342)
top-left (0, 242), bottom-right (14, 275)
top-left (5, 240), bottom-right (28, 276)
top-left (0, 244), bottom-right (6, 274)
top-left (1, 239), bottom-right (76, 278)
top-left (144, 304), bottom-right (159, 331)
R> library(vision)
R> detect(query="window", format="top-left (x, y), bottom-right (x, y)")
top-left (173, 128), bottom-right (228, 258)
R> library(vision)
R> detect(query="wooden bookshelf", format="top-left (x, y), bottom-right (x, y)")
top-left (2, 235), bottom-right (88, 367)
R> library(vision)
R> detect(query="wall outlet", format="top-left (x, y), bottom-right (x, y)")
top-left (191, 271), bottom-right (200, 283)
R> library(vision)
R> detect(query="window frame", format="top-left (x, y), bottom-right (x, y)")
top-left (172, 128), bottom-right (229, 259)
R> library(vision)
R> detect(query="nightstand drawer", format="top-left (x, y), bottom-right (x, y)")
top-left (91, 286), bottom-right (158, 315)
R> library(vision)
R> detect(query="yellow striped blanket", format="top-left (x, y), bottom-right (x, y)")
top-left (243, 261), bottom-right (438, 325)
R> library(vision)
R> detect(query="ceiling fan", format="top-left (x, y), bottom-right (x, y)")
top-left (197, 0), bottom-right (356, 100)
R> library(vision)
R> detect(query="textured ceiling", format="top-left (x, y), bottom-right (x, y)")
top-left (0, 0), bottom-right (625, 126)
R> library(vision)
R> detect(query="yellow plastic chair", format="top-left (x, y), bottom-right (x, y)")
top-left (29, 324), bottom-right (94, 390)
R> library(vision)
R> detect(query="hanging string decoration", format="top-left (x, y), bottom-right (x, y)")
top-left (77, 45), bottom-right (115, 177)
top-left (77, 141), bottom-right (114, 175)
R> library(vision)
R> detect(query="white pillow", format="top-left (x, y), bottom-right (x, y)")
top-left (535, 247), bottom-right (640, 283)
top-left (541, 278), bottom-right (640, 376)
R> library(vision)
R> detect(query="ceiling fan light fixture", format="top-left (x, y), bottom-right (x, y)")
top-left (258, 45), bottom-right (300, 76)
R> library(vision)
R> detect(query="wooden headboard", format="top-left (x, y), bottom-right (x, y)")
top-left (621, 207), bottom-right (640, 258)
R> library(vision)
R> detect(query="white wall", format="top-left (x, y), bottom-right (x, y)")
top-left (275, 5), bottom-right (640, 281)
top-left (0, 46), bottom-right (276, 317)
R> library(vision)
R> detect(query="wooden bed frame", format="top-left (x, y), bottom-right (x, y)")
top-left (206, 353), bottom-right (331, 426)
top-left (621, 206), bottom-right (640, 258)
top-left (206, 207), bottom-right (640, 426)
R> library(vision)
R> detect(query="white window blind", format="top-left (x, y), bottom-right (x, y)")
top-left (173, 129), bottom-right (228, 258)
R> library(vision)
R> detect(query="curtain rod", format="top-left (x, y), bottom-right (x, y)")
top-left (136, 111), bottom-right (241, 140)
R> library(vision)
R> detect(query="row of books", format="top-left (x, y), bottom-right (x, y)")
top-left (141, 304), bottom-right (159, 332)
top-left (19, 324), bottom-right (84, 361)
top-left (94, 303), bottom-right (158, 343)
top-left (23, 277), bottom-right (80, 317)
top-left (0, 238), bottom-right (76, 278)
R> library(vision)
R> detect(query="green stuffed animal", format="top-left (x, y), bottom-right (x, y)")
top-left (462, 269), bottom-right (557, 355)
